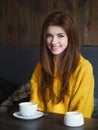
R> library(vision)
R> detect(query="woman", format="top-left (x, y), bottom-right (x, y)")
top-left (30, 11), bottom-right (94, 118)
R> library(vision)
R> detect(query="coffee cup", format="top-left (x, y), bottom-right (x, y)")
top-left (19, 102), bottom-right (38, 117)
top-left (64, 111), bottom-right (84, 127)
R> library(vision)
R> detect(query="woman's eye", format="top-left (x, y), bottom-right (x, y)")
top-left (58, 35), bottom-right (64, 37)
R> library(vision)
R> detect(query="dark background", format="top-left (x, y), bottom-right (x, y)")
top-left (0, 0), bottom-right (98, 47)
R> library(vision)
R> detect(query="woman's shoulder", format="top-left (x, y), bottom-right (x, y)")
top-left (34, 62), bottom-right (42, 71)
top-left (71, 55), bottom-right (94, 82)
top-left (79, 55), bottom-right (93, 72)
top-left (35, 62), bottom-right (42, 67)
top-left (79, 55), bottom-right (92, 66)
top-left (31, 62), bottom-right (42, 78)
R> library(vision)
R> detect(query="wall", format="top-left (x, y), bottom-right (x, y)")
top-left (0, 0), bottom-right (98, 47)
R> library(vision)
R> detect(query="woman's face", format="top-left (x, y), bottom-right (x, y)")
top-left (46, 25), bottom-right (68, 55)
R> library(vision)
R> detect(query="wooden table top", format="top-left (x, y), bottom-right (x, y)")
top-left (0, 111), bottom-right (98, 130)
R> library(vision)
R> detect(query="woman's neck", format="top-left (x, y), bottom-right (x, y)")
top-left (55, 53), bottom-right (63, 68)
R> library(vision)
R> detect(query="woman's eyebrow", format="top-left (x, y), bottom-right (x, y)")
top-left (57, 33), bottom-right (64, 35)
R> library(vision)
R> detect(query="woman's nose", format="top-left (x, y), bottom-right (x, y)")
top-left (51, 37), bottom-right (58, 44)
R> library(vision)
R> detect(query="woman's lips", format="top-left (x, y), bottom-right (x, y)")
top-left (51, 46), bottom-right (59, 51)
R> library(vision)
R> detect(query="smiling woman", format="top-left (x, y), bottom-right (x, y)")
top-left (30, 11), bottom-right (94, 118)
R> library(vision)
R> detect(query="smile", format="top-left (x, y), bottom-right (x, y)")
top-left (51, 46), bottom-right (60, 51)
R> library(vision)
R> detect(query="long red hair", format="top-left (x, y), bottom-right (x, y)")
top-left (39, 11), bottom-right (80, 111)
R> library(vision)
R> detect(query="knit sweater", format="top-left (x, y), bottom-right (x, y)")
top-left (30, 55), bottom-right (94, 118)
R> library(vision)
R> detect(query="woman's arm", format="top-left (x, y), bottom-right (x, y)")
top-left (69, 58), bottom-right (94, 118)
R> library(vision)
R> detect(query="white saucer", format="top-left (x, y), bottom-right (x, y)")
top-left (13, 111), bottom-right (44, 120)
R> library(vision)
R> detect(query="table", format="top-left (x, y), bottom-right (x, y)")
top-left (0, 111), bottom-right (98, 130)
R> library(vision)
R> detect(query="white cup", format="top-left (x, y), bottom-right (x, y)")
top-left (64, 111), bottom-right (84, 127)
top-left (19, 102), bottom-right (38, 117)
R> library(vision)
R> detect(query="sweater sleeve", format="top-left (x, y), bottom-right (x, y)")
top-left (30, 63), bottom-right (43, 110)
top-left (68, 59), bottom-right (94, 118)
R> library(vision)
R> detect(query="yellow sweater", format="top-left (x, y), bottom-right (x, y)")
top-left (30, 55), bottom-right (94, 118)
